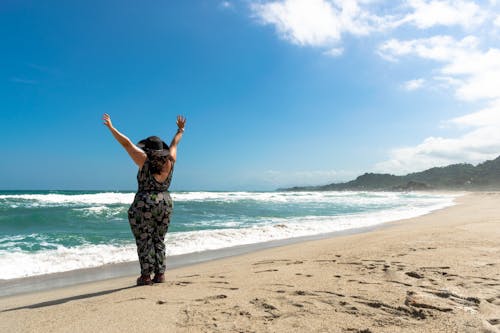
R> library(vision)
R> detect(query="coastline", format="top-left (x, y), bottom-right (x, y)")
top-left (0, 222), bottom-right (411, 298)
top-left (1, 192), bottom-right (499, 332)
top-left (0, 191), bottom-right (458, 298)
top-left (0, 190), bottom-right (456, 280)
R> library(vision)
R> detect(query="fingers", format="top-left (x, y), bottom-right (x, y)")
top-left (176, 115), bottom-right (186, 130)
top-left (102, 113), bottom-right (111, 127)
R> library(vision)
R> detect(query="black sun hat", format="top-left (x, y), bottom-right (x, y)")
top-left (137, 136), bottom-right (170, 156)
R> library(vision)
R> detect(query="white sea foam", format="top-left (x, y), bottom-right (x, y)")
top-left (72, 206), bottom-right (126, 218)
top-left (0, 244), bottom-right (137, 279)
top-left (164, 196), bottom-right (455, 255)
top-left (0, 192), bottom-right (135, 207)
top-left (172, 191), bottom-right (408, 204)
top-left (0, 193), bottom-right (458, 279)
top-left (0, 190), bottom-right (460, 207)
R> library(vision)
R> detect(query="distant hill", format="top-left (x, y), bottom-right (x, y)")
top-left (282, 155), bottom-right (500, 191)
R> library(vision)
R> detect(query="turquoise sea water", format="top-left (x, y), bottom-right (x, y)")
top-left (0, 190), bottom-right (457, 279)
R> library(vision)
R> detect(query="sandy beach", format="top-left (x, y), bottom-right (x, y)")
top-left (0, 192), bottom-right (499, 333)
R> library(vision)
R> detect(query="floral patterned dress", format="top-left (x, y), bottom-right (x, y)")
top-left (127, 157), bottom-right (174, 275)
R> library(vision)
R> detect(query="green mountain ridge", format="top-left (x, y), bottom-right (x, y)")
top-left (282, 155), bottom-right (500, 191)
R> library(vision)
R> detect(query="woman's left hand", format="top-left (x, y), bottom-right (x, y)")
top-left (177, 115), bottom-right (186, 131)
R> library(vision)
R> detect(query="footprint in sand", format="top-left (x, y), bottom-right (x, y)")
top-left (255, 269), bottom-right (278, 273)
top-left (486, 296), bottom-right (500, 305)
top-left (351, 294), bottom-right (427, 319)
top-left (315, 259), bottom-right (336, 263)
top-left (175, 281), bottom-right (194, 286)
top-left (339, 262), bottom-right (363, 266)
top-left (253, 259), bottom-right (291, 265)
top-left (178, 274), bottom-right (200, 278)
top-left (315, 290), bottom-right (345, 297)
top-left (212, 286), bottom-right (239, 291)
top-left (294, 290), bottom-right (317, 296)
top-left (339, 301), bottom-right (358, 314)
top-left (210, 281), bottom-right (229, 285)
top-left (345, 329), bottom-right (373, 333)
top-left (207, 294), bottom-right (228, 300)
top-left (487, 318), bottom-right (500, 325)
top-left (195, 294), bottom-right (228, 302)
top-left (388, 280), bottom-right (413, 287)
top-left (405, 271), bottom-right (424, 279)
top-left (250, 298), bottom-right (280, 319)
top-left (238, 310), bottom-right (251, 317)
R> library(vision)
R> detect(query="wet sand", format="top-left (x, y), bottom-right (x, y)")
top-left (1, 192), bottom-right (499, 332)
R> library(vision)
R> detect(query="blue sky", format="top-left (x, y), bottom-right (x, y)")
top-left (1, 0), bottom-right (500, 191)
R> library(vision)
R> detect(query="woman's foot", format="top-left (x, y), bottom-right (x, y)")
top-left (153, 273), bottom-right (165, 283)
top-left (136, 274), bottom-right (153, 286)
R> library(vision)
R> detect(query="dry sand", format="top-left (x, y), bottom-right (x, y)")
top-left (0, 192), bottom-right (499, 333)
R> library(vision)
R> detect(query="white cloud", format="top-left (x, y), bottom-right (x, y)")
top-left (323, 47), bottom-right (344, 56)
top-left (403, 78), bottom-right (425, 90)
top-left (251, 0), bottom-right (342, 46)
top-left (378, 35), bottom-right (500, 101)
top-left (444, 48), bottom-right (500, 101)
top-left (251, 0), bottom-right (493, 54)
top-left (378, 35), bottom-right (479, 62)
top-left (250, 0), bottom-right (394, 51)
top-left (247, 1), bottom-right (500, 174)
top-left (376, 32), bottom-right (500, 172)
top-left (375, 99), bottom-right (500, 174)
top-left (450, 99), bottom-right (500, 127)
top-left (400, 0), bottom-right (487, 29)
top-left (433, 75), bottom-right (463, 88)
top-left (375, 123), bottom-right (500, 174)
top-left (495, 14), bottom-right (500, 26)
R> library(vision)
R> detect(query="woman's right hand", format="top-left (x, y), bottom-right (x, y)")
top-left (103, 113), bottom-right (114, 129)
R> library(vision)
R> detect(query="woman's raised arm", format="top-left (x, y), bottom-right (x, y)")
top-left (168, 115), bottom-right (186, 162)
top-left (103, 113), bottom-right (147, 167)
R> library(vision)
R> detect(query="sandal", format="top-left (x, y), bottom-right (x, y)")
top-left (136, 274), bottom-right (153, 286)
top-left (153, 273), bottom-right (165, 283)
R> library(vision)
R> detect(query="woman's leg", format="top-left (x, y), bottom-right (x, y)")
top-left (129, 204), bottom-right (156, 276)
top-left (153, 214), bottom-right (170, 274)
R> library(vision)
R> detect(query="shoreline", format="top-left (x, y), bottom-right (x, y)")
top-left (0, 224), bottom-right (402, 298)
top-left (0, 193), bottom-right (459, 298)
top-left (1, 192), bottom-right (499, 332)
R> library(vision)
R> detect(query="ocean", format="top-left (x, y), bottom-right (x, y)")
top-left (0, 190), bottom-right (458, 280)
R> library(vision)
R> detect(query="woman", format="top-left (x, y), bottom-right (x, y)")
top-left (103, 113), bottom-right (186, 286)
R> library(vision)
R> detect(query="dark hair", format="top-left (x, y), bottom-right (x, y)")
top-left (147, 150), bottom-right (170, 175)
